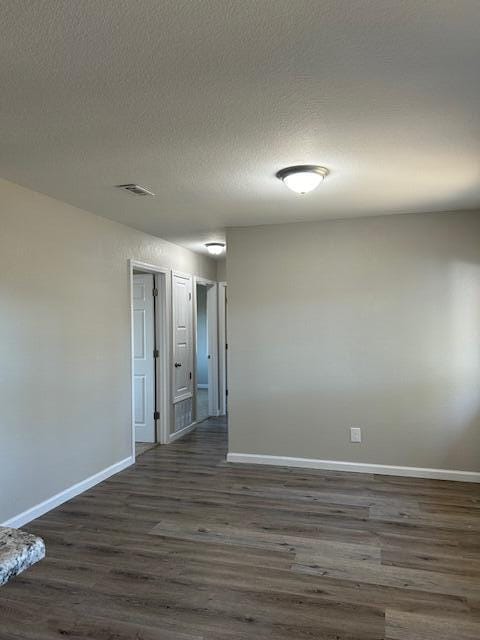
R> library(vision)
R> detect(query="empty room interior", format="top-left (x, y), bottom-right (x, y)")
top-left (1, 2), bottom-right (480, 639)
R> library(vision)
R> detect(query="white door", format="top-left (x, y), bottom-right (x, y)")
top-left (172, 272), bottom-right (193, 403)
top-left (133, 274), bottom-right (155, 442)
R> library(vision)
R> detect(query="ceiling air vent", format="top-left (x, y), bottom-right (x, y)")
top-left (116, 183), bottom-right (155, 196)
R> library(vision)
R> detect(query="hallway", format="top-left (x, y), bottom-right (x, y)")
top-left (1, 418), bottom-right (480, 639)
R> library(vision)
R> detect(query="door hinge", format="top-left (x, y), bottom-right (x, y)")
top-left (189, 292), bottom-right (192, 301)
top-left (225, 342), bottom-right (228, 350)
top-left (153, 349), bottom-right (159, 358)
top-left (154, 411), bottom-right (160, 420)
top-left (207, 354), bottom-right (211, 360)
top-left (153, 288), bottom-right (158, 297)
top-left (226, 389), bottom-right (229, 397)
top-left (189, 371), bottom-right (192, 380)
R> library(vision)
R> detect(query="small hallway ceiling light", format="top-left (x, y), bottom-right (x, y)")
top-left (276, 165), bottom-right (329, 194)
top-left (205, 242), bottom-right (225, 255)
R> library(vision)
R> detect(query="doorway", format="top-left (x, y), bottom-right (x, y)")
top-left (194, 279), bottom-right (218, 421)
top-left (132, 271), bottom-right (156, 453)
top-left (196, 283), bottom-right (209, 420)
top-left (218, 281), bottom-right (227, 416)
top-left (130, 260), bottom-right (169, 459)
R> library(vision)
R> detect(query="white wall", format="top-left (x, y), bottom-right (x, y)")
top-left (227, 211), bottom-right (480, 474)
top-left (0, 178), bottom-right (216, 523)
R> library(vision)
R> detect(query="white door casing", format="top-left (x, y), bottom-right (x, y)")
top-left (218, 282), bottom-right (227, 416)
top-left (172, 272), bottom-right (193, 403)
top-left (133, 274), bottom-right (156, 442)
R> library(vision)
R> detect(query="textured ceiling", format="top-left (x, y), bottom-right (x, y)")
top-left (1, 1), bottom-right (479, 255)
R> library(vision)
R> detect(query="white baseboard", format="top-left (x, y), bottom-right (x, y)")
top-left (226, 453), bottom-right (480, 483)
top-left (2, 456), bottom-right (134, 529)
top-left (168, 421), bottom-right (197, 443)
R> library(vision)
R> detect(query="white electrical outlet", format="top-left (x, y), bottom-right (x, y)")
top-left (350, 427), bottom-right (362, 443)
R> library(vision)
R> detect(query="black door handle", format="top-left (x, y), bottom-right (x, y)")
top-left (174, 362), bottom-right (182, 368)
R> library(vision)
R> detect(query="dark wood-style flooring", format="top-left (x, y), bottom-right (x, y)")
top-left (1, 418), bottom-right (480, 639)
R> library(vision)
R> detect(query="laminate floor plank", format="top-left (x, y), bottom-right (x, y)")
top-left (385, 609), bottom-right (480, 640)
top-left (1, 417), bottom-right (479, 639)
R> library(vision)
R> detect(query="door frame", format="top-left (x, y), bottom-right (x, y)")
top-left (194, 277), bottom-right (219, 419)
top-left (129, 259), bottom-right (171, 460)
top-left (218, 281), bottom-right (227, 416)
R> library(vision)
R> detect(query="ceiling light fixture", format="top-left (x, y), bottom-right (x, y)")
top-left (276, 165), bottom-right (329, 194)
top-left (205, 242), bottom-right (225, 256)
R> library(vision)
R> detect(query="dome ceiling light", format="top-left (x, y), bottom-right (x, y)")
top-left (276, 165), bottom-right (329, 194)
top-left (205, 242), bottom-right (225, 255)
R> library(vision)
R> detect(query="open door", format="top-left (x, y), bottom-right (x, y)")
top-left (172, 272), bottom-right (193, 403)
top-left (132, 274), bottom-right (156, 442)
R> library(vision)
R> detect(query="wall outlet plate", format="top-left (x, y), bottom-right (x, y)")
top-left (350, 427), bottom-right (362, 443)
